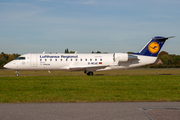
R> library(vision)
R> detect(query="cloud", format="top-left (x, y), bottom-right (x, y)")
top-left (0, 2), bottom-right (53, 23)
top-left (74, 0), bottom-right (102, 5)
top-left (64, 0), bottom-right (124, 6)
top-left (39, 0), bottom-right (51, 1)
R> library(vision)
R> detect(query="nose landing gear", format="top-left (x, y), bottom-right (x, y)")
top-left (15, 70), bottom-right (20, 76)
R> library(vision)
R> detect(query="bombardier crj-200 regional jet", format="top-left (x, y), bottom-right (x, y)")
top-left (4, 36), bottom-right (173, 76)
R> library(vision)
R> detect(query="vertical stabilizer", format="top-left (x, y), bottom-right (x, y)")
top-left (132, 36), bottom-right (173, 57)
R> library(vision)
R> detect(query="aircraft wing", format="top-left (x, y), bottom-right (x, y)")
top-left (69, 65), bottom-right (108, 71)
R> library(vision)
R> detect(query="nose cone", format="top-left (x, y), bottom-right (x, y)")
top-left (3, 63), bottom-right (11, 69)
top-left (4, 63), bottom-right (8, 68)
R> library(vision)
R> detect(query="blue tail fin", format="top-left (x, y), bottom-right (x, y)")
top-left (132, 36), bottom-right (173, 57)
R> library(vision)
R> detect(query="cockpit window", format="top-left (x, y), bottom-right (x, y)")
top-left (15, 57), bottom-right (26, 60)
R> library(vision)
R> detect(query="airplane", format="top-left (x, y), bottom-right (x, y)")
top-left (4, 36), bottom-right (173, 76)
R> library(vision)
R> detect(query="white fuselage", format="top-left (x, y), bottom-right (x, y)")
top-left (4, 53), bottom-right (157, 71)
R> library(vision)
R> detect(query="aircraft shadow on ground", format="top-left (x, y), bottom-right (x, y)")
top-left (94, 74), bottom-right (105, 76)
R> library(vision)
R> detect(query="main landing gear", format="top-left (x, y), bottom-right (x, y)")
top-left (84, 70), bottom-right (94, 76)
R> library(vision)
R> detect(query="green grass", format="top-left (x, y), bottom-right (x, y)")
top-left (0, 75), bottom-right (180, 103)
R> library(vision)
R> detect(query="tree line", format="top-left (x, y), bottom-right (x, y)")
top-left (145, 51), bottom-right (180, 68)
top-left (0, 52), bottom-right (20, 68)
top-left (0, 51), bottom-right (180, 68)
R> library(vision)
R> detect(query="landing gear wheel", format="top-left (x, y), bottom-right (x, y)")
top-left (87, 71), bottom-right (94, 76)
top-left (15, 70), bottom-right (20, 76)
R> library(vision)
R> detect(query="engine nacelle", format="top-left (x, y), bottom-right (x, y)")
top-left (114, 53), bottom-right (128, 62)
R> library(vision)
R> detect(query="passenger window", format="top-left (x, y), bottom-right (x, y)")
top-left (45, 59), bottom-right (47, 61)
top-left (80, 59), bottom-right (82, 61)
top-left (71, 59), bottom-right (73, 61)
top-left (90, 59), bottom-right (92, 61)
top-left (76, 59), bottom-right (77, 61)
top-left (61, 59), bottom-right (62, 61)
top-left (50, 59), bottom-right (52, 61)
top-left (95, 59), bottom-right (97, 61)
top-left (55, 59), bottom-right (57, 61)
top-left (100, 59), bottom-right (102, 61)
top-left (66, 59), bottom-right (68, 61)
top-left (85, 59), bottom-right (87, 61)
top-left (40, 59), bottom-right (42, 61)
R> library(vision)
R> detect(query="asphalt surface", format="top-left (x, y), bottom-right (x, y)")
top-left (0, 102), bottom-right (180, 120)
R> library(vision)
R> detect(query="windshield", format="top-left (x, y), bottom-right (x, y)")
top-left (15, 57), bottom-right (26, 60)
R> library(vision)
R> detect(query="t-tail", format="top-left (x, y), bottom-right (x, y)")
top-left (132, 36), bottom-right (174, 57)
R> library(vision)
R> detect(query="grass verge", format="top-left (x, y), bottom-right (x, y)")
top-left (0, 75), bottom-right (180, 103)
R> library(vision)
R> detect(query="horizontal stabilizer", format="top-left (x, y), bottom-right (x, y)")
top-left (154, 36), bottom-right (175, 41)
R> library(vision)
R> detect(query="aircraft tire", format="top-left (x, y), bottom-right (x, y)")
top-left (87, 72), bottom-right (93, 76)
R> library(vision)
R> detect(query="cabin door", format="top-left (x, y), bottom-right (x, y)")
top-left (30, 54), bottom-right (37, 67)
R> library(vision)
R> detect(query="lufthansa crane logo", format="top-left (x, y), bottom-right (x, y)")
top-left (148, 42), bottom-right (160, 54)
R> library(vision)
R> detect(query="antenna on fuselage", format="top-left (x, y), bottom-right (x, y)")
top-left (43, 51), bottom-right (45, 54)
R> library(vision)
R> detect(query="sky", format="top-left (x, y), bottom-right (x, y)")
top-left (0, 0), bottom-right (180, 55)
